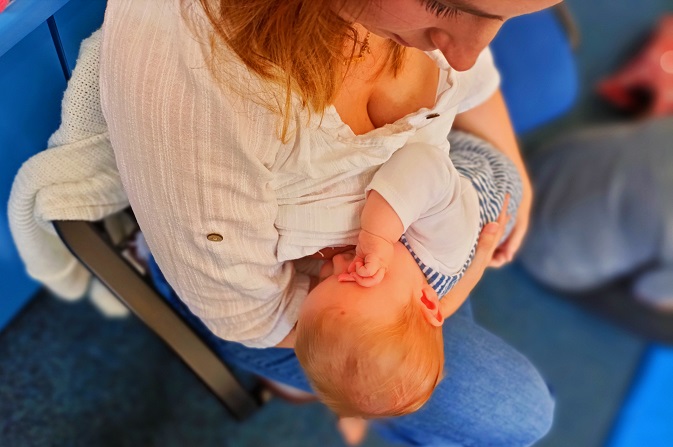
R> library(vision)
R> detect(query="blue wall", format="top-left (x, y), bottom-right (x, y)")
top-left (0, 0), bottom-right (107, 331)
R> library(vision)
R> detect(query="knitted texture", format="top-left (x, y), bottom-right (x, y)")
top-left (8, 30), bottom-right (129, 307)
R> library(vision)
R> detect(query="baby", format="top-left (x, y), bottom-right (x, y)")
top-left (295, 132), bottom-right (522, 418)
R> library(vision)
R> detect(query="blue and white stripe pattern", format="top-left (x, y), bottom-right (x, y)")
top-left (403, 131), bottom-right (523, 298)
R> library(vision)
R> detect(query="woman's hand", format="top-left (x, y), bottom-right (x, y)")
top-left (439, 196), bottom-right (511, 319)
top-left (490, 177), bottom-right (532, 268)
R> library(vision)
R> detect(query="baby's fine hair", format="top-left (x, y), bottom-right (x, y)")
top-left (295, 299), bottom-right (444, 418)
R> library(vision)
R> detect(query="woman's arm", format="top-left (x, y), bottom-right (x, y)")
top-left (453, 89), bottom-right (532, 266)
top-left (440, 197), bottom-right (510, 319)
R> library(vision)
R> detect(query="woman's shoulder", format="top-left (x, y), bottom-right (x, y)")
top-left (100, 2), bottom-right (293, 181)
top-left (100, 0), bottom-right (280, 110)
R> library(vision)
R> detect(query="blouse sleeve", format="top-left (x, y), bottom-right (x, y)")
top-left (100, 4), bottom-right (309, 348)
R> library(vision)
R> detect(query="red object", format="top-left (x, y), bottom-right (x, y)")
top-left (597, 15), bottom-right (673, 117)
top-left (0, 0), bottom-right (9, 13)
top-left (421, 292), bottom-right (436, 310)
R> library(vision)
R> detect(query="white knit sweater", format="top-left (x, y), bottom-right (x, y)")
top-left (8, 30), bottom-right (129, 316)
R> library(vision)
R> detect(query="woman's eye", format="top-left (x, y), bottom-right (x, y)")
top-left (419, 0), bottom-right (463, 19)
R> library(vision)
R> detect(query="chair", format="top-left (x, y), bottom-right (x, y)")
top-left (53, 212), bottom-right (264, 421)
top-left (490, 5), bottom-right (580, 134)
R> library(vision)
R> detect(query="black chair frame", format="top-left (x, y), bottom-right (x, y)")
top-left (54, 211), bottom-right (263, 420)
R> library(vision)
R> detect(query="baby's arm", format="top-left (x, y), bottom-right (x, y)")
top-left (342, 143), bottom-right (458, 286)
top-left (340, 190), bottom-right (404, 286)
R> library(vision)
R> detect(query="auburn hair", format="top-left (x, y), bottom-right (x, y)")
top-left (190, 0), bottom-right (406, 140)
top-left (295, 301), bottom-right (445, 418)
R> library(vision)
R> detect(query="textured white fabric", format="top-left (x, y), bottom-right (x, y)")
top-left (9, 0), bottom-right (499, 346)
top-left (8, 30), bottom-right (129, 316)
top-left (367, 143), bottom-right (480, 276)
top-left (99, 0), bottom-right (499, 347)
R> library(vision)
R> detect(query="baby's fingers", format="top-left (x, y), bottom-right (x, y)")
top-left (356, 255), bottom-right (383, 278)
top-left (353, 269), bottom-right (385, 287)
top-left (338, 270), bottom-right (384, 287)
top-left (338, 273), bottom-right (357, 282)
top-left (356, 264), bottom-right (378, 278)
top-left (347, 256), bottom-right (365, 274)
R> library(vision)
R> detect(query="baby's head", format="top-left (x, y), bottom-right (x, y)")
top-left (295, 242), bottom-right (445, 418)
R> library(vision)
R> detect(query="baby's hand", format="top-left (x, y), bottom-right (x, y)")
top-left (338, 230), bottom-right (394, 287)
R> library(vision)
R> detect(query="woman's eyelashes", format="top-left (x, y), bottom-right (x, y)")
top-left (418, 0), bottom-right (463, 19)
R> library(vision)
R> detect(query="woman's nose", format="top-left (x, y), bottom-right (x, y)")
top-left (438, 47), bottom-right (482, 72)
top-left (431, 24), bottom-right (503, 71)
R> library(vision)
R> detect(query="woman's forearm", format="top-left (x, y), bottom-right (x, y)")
top-left (453, 89), bottom-right (533, 264)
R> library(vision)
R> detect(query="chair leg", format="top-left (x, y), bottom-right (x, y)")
top-left (54, 219), bottom-right (262, 420)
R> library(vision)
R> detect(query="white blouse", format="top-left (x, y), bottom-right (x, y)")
top-left (367, 143), bottom-right (480, 278)
top-left (100, 0), bottom-right (500, 347)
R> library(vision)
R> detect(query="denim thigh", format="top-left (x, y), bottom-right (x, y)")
top-left (372, 313), bottom-right (554, 447)
top-left (148, 257), bottom-right (553, 446)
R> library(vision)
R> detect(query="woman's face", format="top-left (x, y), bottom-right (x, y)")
top-left (338, 0), bottom-right (562, 71)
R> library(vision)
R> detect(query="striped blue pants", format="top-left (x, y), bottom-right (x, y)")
top-left (403, 131), bottom-right (523, 298)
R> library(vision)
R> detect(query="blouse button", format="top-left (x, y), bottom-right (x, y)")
top-left (425, 113), bottom-right (440, 119)
top-left (207, 233), bottom-right (224, 242)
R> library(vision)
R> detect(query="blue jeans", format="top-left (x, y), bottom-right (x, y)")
top-left (520, 117), bottom-right (673, 302)
top-left (148, 257), bottom-right (554, 447)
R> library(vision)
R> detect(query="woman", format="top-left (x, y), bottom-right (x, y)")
top-left (100, 0), bottom-right (557, 445)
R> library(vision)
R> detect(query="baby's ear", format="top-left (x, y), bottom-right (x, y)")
top-left (419, 285), bottom-right (443, 327)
